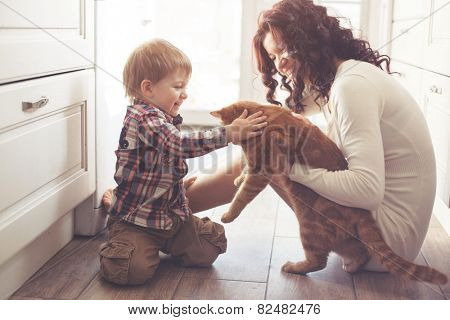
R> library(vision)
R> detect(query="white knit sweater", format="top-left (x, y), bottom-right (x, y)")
top-left (289, 59), bottom-right (436, 271)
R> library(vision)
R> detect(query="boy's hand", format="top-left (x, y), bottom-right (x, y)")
top-left (291, 112), bottom-right (303, 120)
top-left (225, 110), bottom-right (268, 144)
top-left (183, 176), bottom-right (197, 190)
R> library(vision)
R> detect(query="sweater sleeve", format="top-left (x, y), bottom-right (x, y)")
top-left (289, 75), bottom-right (385, 211)
top-left (138, 113), bottom-right (228, 159)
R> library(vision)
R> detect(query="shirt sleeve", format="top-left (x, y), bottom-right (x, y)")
top-left (138, 114), bottom-right (228, 159)
top-left (289, 74), bottom-right (385, 211)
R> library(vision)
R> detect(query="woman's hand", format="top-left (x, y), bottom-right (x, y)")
top-left (225, 109), bottom-right (268, 144)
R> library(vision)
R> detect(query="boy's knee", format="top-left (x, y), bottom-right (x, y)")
top-left (127, 257), bottom-right (159, 285)
top-left (99, 241), bottom-right (158, 285)
top-left (182, 219), bottom-right (228, 267)
top-left (201, 218), bottom-right (227, 256)
top-left (196, 246), bottom-right (220, 266)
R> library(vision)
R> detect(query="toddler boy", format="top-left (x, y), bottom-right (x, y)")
top-left (100, 39), bottom-right (267, 285)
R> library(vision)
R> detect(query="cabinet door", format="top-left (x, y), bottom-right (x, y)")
top-left (390, 19), bottom-right (426, 67)
top-left (393, 0), bottom-right (429, 20)
top-left (422, 71), bottom-right (450, 210)
top-left (0, 70), bottom-right (95, 267)
top-left (0, 0), bottom-right (94, 84)
top-left (423, 0), bottom-right (450, 76)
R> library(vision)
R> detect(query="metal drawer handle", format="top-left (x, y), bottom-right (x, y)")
top-left (429, 85), bottom-right (442, 95)
top-left (22, 96), bottom-right (49, 111)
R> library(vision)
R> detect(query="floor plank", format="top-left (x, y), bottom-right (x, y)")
top-left (182, 188), bottom-right (278, 282)
top-left (182, 215), bottom-right (275, 282)
top-left (9, 165), bottom-right (450, 300)
top-left (11, 231), bottom-right (107, 299)
top-left (9, 296), bottom-right (44, 300)
top-left (353, 254), bottom-right (445, 299)
top-left (78, 255), bottom-right (185, 300)
top-left (173, 278), bottom-right (266, 300)
top-left (275, 198), bottom-right (299, 238)
top-left (240, 186), bottom-right (280, 221)
top-left (420, 217), bottom-right (450, 298)
top-left (211, 186), bottom-right (279, 221)
top-left (266, 237), bottom-right (356, 300)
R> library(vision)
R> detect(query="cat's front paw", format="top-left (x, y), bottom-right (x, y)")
top-left (281, 261), bottom-right (296, 273)
top-left (281, 261), bottom-right (309, 274)
top-left (221, 212), bottom-right (235, 223)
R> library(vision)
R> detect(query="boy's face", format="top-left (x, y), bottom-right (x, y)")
top-left (144, 69), bottom-right (190, 117)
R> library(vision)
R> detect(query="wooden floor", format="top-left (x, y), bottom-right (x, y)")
top-left (9, 186), bottom-right (450, 300)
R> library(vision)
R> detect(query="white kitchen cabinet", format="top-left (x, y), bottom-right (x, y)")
top-left (0, 0), bottom-right (94, 84)
top-left (0, 69), bottom-right (96, 271)
top-left (391, 0), bottom-right (450, 75)
top-left (423, 0), bottom-right (450, 76)
top-left (0, 0), bottom-right (95, 298)
top-left (422, 71), bottom-right (450, 210)
top-left (390, 0), bottom-right (450, 233)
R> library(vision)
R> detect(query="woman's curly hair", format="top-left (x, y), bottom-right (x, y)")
top-left (253, 0), bottom-right (392, 113)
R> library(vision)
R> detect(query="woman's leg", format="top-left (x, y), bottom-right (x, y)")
top-left (186, 149), bottom-right (297, 214)
top-left (186, 152), bottom-right (245, 214)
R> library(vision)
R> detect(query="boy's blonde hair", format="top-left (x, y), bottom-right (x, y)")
top-left (123, 39), bottom-right (192, 100)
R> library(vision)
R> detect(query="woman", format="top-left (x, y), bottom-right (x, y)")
top-left (187, 0), bottom-right (436, 272)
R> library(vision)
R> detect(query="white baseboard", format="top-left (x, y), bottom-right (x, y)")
top-left (0, 211), bottom-right (74, 299)
top-left (74, 195), bottom-right (108, 236)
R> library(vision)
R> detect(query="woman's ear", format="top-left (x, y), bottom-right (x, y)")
top-left (140, 79), bottom-right (153, 98)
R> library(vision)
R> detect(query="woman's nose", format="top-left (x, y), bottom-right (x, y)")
top-left (181, 91), bottom-right (188, 99)
top-left (277, 57), bottom-right (289, 75)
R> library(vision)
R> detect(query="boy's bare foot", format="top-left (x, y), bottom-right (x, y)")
top-left (102, 188), bottom-right (113, 210)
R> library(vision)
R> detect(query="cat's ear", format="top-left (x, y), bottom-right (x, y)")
top-left (210, 110), bottom-right (222, 119)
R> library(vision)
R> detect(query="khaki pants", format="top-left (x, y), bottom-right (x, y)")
top-left (99, 215), bottom-right (227, 285)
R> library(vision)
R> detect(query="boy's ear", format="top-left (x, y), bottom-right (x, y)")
top-left (140, 79), bottom-right (153, 97)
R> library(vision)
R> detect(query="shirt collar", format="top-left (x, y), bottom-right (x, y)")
top-left (133, 98), bottom-right (183, 126)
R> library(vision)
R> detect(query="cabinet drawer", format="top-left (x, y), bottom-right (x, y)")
top-left (0, 0), bottom-right (94, 84)
top-left (423, 0), bottom-right (450, 76)
top-left (0, 107), bottom-right (83, 213)
top-left (0, 70), bottom-right (95, 266)
top-left (0, 70), bottom-right (95, 130)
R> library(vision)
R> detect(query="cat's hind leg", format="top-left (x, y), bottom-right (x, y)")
top-left (334, 238), bottom-right (370, 273)
top-left (282, 251), bottom-right (328, 274)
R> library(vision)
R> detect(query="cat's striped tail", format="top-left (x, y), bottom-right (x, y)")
top-left (357, 216), bottom-right (448, 285)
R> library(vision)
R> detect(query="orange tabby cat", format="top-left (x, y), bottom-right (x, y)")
top-left (210, 100), bottom-right (447, 285)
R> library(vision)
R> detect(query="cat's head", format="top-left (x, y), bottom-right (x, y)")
top-left (210, 101), bottom-right (264, 125)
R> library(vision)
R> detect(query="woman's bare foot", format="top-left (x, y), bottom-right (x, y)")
top-left (102, 188), bottom-right (113, 210)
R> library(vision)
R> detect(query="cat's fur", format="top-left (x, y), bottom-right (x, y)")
top-left (210, 100), bottom-right (447, 285)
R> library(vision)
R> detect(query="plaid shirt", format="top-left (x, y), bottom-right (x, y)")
top-left (109, 99), bottom-right (228, 230)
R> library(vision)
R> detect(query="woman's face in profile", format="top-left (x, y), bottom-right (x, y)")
top-left (262, 32), bottom-right (296, 82)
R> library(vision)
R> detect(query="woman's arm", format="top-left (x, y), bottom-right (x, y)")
top-left (289, 75), bottom-right (385, 211)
